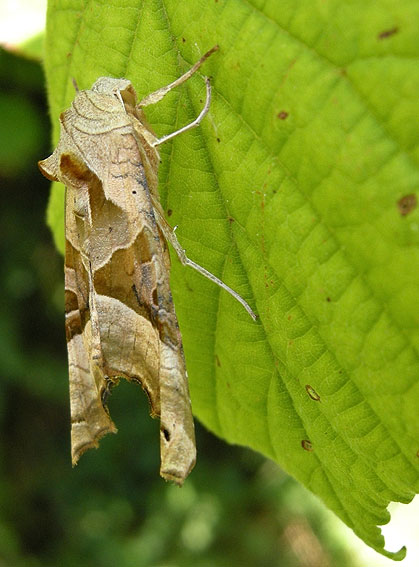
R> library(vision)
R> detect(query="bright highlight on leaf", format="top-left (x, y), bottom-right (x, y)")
top-left (43, 0), bottom-right (419, 560)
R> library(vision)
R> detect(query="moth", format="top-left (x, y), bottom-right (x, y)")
top-left (39, 46), bottom-right (256, 485)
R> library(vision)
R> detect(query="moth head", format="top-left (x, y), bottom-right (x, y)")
top-left (91, 77), bottom-right (137, 109)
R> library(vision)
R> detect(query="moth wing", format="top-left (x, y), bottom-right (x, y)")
top-left (86, 127), bottom-right (196, 483)
top-left (62, 154), bottom-right (117, 464)
top-left (51, 101), bottom-right (196, 482)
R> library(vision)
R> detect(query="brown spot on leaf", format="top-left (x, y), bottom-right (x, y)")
top-left (167, 209), bottom-right (173, 217)
top-left (301, 440), bottom-right (313, 451)
top-left (215, 354), bottom-right (221, 367)
top-left (378, 26), bottom-right (399, 40)
top-left (305, 385), bottom-right (321, 401)
top-left (397, 194), bottom-right (417, 216)
top-left (326, 296), bottom-right (331, 302)
top-left (216, 137), bottom-right (221, 143)
top-left (182, 37), bottom-right (186, 43)
top-left (277, 111), bottom-right (288, 120)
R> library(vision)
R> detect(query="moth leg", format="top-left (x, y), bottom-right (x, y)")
top-left (138, 45), bottom-right (218, 108)
top-left (151, 78), bottom-right (212, 147)
top-left (152, 204), bottom-right (257, 320)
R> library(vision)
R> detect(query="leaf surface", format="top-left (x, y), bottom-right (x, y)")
top-left (43, 0), bottom-right (419, 558)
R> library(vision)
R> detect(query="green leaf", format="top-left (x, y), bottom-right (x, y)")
top-left (42, 0), bottom-right (419, 559)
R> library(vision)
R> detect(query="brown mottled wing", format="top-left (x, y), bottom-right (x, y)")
top-left (39, 151), bottom-right (117, 463)
top-left (86, 123), bottom-right (196, 484)
top-left (64, 172), bottom-right (118, 462)
top-left (40, 84), bottom-right (195, 483)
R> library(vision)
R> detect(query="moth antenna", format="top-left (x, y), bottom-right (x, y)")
top-left (115, 89), bottom-right (125, 110)
top-left (72, 77), bottom-right (79, 92)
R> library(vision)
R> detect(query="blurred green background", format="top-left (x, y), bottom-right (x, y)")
top-left (0, 46), bottom-right (375, 567)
